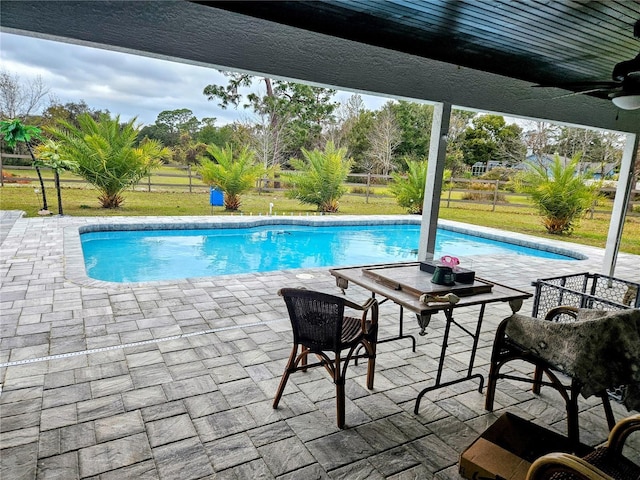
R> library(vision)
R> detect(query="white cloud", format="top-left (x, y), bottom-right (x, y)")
top-left (1, 33), bottom-right (256, 125)
top-left (1, 32), bottom-right (391, 127)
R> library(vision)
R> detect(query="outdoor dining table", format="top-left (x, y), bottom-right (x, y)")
top-left (329, 262), bottom-right (532, 414)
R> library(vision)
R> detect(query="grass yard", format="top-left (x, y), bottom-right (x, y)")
top-left (1, 164), bottom-right (203, 189)
top-left (1, 184), bottom-right (639, 255)
top-left (0, 185), bottom-right (404, 217)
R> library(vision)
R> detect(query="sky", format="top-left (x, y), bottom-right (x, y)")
top-left (0, 32), bottom-right (389, 127)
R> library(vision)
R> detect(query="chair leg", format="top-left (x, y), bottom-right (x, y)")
top-left (566, 384), bottom-right (581, 447)
top-left (300, 346), bottom-right (308, 372)
top-left (273, 344), bottom-right (298, 409)
top-left (532, 365), bottom-right (544, 394)
top-left (336, 379), bottom-right (346, 429)
top-left (365, 340), bottom-right (376, 390)
top-left (600, 392), bottom-right (616, 430)
top-left (485, 376), bottom-right (497, 411)
top-left (485, 324), bottom-right (508, 411)
top-left (485, 356), bottom-right (501, 411)
top-left (333, 353), bottom-right (346, 429)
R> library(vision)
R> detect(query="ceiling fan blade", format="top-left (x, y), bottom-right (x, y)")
top-left (552, 87), bottom-right (620, 99)
top-left (534, 81), bottom-right (620, 90)
top-left (534, 81), bottom-right (622, 101)
top-left (538, 21), bottom-right (640, 108)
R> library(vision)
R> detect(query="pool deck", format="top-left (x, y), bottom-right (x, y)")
top-left (1, 213), bottom-right (638, 479)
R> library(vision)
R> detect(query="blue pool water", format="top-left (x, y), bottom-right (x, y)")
top-left (81, 224), bottom-right (575, 282)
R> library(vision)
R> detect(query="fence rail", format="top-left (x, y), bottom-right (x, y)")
top-left (2, 153), bottom-right (638, 215)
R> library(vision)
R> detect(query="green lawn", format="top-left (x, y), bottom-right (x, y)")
top-left (1, 165), bottom-right (203, 189)
top-left (1, 184), bottom-right (638, 255)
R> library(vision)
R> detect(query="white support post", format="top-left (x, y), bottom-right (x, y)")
top-left (418, 102), bottom-right (451, 261)
top-left (602, 132), bottom-right (638, 277)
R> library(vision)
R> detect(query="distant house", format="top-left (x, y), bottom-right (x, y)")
top-left (471, 153), bottom-right (617, 178)
top-left (471, 160), bottom-right (502, 176)
top-left (524, 153), bottom-right (617, 179)
top-left (579, 162), bottom-right (618, 179)
top-left (471, 160), bottom-right (527, 176)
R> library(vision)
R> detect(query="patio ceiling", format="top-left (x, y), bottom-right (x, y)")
top-left (1, 1), bottom-right (639, 132)
top-left (207, 0), bottom-right (640, 101)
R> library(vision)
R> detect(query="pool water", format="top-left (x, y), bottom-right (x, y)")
top-left (81, 224), bottom-right (575, 282)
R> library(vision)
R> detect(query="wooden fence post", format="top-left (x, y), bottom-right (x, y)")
top-left (148, 175), bottom-right (151, 192)
top-left (366, 173), bottom-right (371, 204)
top-left (447, 182), bottom-right (452, 208)
top-left (492, 180), bottom-right (499, 212)
top-left (188, 165), bottom-right (192, 193)
top-left (0, 153), bottom-right (4, 188)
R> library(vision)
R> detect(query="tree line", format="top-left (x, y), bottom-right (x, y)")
top-left (2, 69), bottom-right (626, 177)
top-left (0, 69), bottom-right (632, 234)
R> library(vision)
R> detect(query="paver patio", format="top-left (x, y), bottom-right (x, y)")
top-left (1, 213), bottom-right (638, 479)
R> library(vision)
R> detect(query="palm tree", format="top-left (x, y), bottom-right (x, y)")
top-left (281, 141), bottom-right (352, 213)
top-left (34, 139), bottom-right (78, 215)
top-left (198, 143), bottom-right (263, 211)
top-left (47, 113), bottom-right (170, 208)
top-left (389, 158), bottom-right (428, 214)
top-left (517, 153), bottom-right (599, 234)
top-left (0, 119), bottom-right (50, 214)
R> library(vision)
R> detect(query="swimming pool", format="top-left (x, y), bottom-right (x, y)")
top-left (80, 222), bottom-right (578, 282)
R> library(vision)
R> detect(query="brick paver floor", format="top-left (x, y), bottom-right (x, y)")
top-left (1, 214), bottom-right (638, 479)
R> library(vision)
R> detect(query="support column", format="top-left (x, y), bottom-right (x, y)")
top-left (418, 102), bottom-right (451, 260)
top-left (602, 132), bottom-right (638, 277)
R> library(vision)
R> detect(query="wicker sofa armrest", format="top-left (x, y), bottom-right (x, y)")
top-left (607, 413), bottom-right (640, 454)
top-left (544, 306), bottom-right (579, 321)
top-left (526, 452), bottom-right (612, 480)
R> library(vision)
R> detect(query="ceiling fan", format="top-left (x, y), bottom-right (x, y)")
top-left (541, 20), bottom-right (640, 110)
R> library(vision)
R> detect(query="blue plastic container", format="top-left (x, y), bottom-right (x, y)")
top-left (209, 187), bottom-right (224, 206)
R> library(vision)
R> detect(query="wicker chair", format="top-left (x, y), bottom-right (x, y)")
top-left (273, 288), bottom-right (378, 428)
top-left (485, 306), bottom-right (617, 447)
top-left (526, 414), bottom-right (640, 480)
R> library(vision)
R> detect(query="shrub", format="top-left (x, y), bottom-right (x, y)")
top-left (198, 143), bottom-right (264, 211)
top-left (389, 159), bottom-right (427, 214)
top-left (0, 156), bottom-right (32, 167)
top-left (516, 153), bottom-right (600, 234)
top-left (462, 191), bottom-right (507, 202)
top-left (280, 141), bottom-right (352, 213)
top-left (461, 181), bottom-right (507, 202)
top-left (480, 167), bottom-right (514, 181)
top-left (462, 180), bottom-right (507, 203)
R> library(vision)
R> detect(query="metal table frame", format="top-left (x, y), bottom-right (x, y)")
top-left (329, 262), bottom-right (532, 414)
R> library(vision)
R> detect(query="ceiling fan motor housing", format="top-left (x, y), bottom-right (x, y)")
top-left (612, 54), bottom-right (640, 82)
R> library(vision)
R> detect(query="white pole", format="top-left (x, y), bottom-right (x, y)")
top-left (602, 132), bottom-right (638, 277)
top-left (418, 102), bottom-right (451, 261)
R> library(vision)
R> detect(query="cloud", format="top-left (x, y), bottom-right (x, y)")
top-left (1, 32), bottom-right (393, 126)
top-left (1, 33), bottom-right (253, 125)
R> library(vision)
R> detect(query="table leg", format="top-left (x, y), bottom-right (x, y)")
top-left (376, 304), bottom-right (417, 352)
top-left (414, 307), bottom-right (485, 414)
top-left (467, 303), bottom-right (486, 378)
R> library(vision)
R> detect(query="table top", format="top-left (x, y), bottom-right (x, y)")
top-left (330, 262), bottom-right (532, 315)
